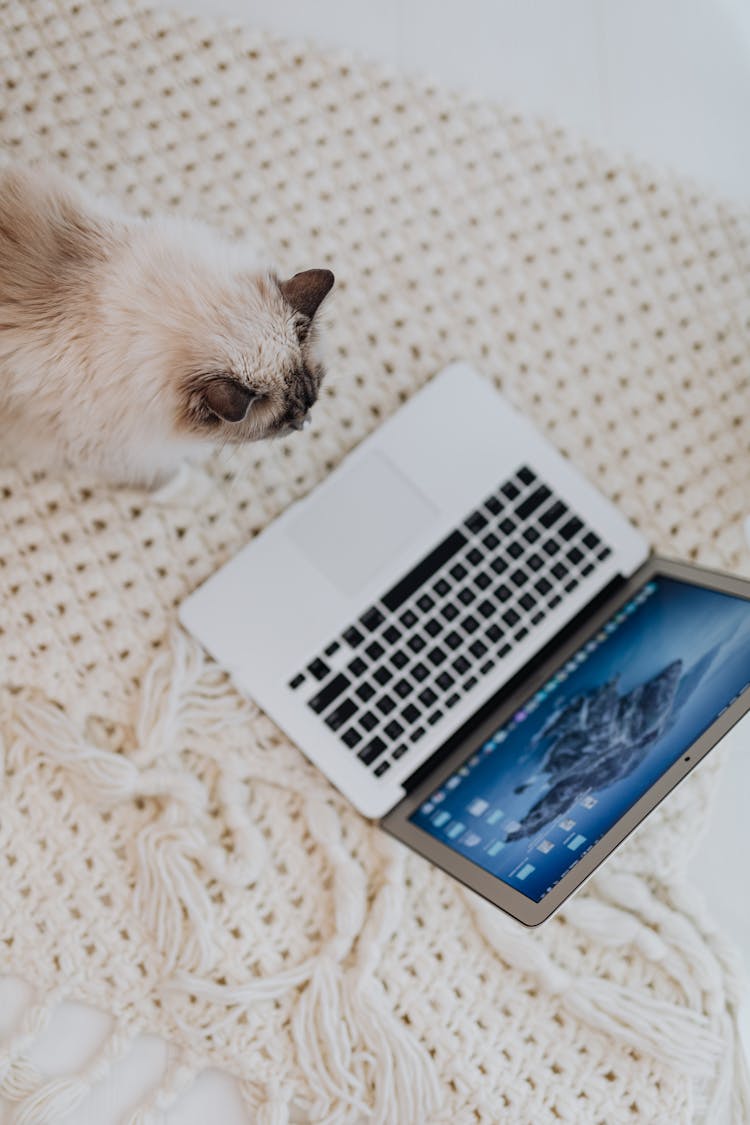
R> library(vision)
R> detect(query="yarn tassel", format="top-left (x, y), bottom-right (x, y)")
top-left (463, 887), bottom-right (722, 1076)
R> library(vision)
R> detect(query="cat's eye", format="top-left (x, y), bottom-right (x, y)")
top-left (202, 377), bottom-right (255, 423)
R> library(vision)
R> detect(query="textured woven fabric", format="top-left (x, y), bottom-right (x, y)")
top-left (1, 2), bottom-right (749, 1122)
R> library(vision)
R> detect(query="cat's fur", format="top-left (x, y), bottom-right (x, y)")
top-left (0, 164), bottom-right (334, 487)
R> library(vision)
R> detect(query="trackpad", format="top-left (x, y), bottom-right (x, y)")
top-left (288, 451), bottom-right (437, 596)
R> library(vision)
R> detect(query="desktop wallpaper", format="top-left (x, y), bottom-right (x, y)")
top-left (411, 576), bottom-right (750, 902)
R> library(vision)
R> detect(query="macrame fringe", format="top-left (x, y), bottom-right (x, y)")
top-left (463, 887), bottom-right (724, 1077)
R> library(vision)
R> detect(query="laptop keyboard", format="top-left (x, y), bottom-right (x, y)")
top-left (288, 466), bottom-right (612, 779)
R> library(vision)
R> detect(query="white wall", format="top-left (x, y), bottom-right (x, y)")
top-left (173, 0), bottom-right (750, 200)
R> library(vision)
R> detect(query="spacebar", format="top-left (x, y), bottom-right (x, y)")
top-left (382, 530), bottom-right (467, 612)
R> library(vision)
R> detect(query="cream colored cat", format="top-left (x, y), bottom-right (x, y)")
top-left (0, 164), bottom-right (334, 487)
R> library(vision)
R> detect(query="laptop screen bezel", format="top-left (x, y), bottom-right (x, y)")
top-left (380, 556), bottom-right (750, 927)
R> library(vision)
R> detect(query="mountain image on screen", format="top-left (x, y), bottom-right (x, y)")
top-left (506, 660), bottom-right (683, 841)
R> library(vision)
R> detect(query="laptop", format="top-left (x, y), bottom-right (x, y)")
top-left (180, 362), bottom-right (750, 925)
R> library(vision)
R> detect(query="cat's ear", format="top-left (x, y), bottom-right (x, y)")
top-left (279, 269), bottom-right (334, 320)
top-left (201, 376), bottom-right (255, 423)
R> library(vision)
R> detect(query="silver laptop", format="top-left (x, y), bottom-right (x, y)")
top-left (180, 363), bottom-right (750, 924)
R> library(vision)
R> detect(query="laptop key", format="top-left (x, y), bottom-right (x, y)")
top-left (446, 692), bottom-right (461, 709)
top-left (393, 743), bottom-right (408, 759)
top-left (347, 656), bottom-right (367, 677)
top-left (343, 626), bottom-right (365, 648)
top-left (477, 599), bottom-right (495, 618)
top-left (567, 546), bottom-right (584, 565)
top-left (559, 517), bottom-right (584, 541)
top-left (551, 562), bottom-right (568, 580)
top-left (309, 673), bottom-right (349, 713)
top-left (434, 578), bottom-right (451, 597)
top-left (373, 761), bottom-right (391, 777)
top-left (412, 662), bottom-right (429, 682)
top-left (453, 655), bottom-right (471, 675)
top-left (540, 499), bottom-right (567, 528)
top-left (527, 553), bottom-right (543, 571)
top-left (427, 646), bottom-right (447, 666)
top-left (400, 609), bottom-right (418, 628)
top-left (288, 673), bottom-right (305, 690)
top-left (342, 727), bottom-right (361, 749)
top-left (522, 526), bottom-right (540, 543)
top-left (519, 592), bottom-right (535, 612)
top-left (356, 682), bottom-right (375, 702)
top-left (485, 496), bottom-right (503, 515)
top-left (501, 482), bottom-right (520, 500)
top-left (466, 511), bottom-right (489, 533)
top-left (361, 607), bottom-right (385, 631)
top-left (373, 665), bottom-right (393, 685)
top-left (402, 703), bottom-right (420, 724)
top-left (502, 608), bottom-right (520, 627)
top-left (384, 719), bottom-right (404, 740)
top-left (458, 587), bottom-right (476, 605)
top-left (517, 466), bottom-right (536, 485)
top-left (583, 531), bottom-right (600, 550)
top-left (419, 687), bottom-right (438, 707)
top-left (365, 640), bottom-right (385, 661)
top-left (467, 548), bottom-right (483, 566)
top-left (495, 583), bottom-right (512, 602)
top-left (325, 698), bottom-right (357, 731)
top-left (490, 557), bottom-right (508, 575)
top-left (486, 623), bottom-right (503, 643)
top-left (436, 671), bottom-right (454, 691)
top-left (391, 649), bottom-right (409, 669)
top-left (475, 571), bottom-right (492, 590)
top-left (360, 710), bottom-right (378, 731)
top-left (308, 658), bottom-right (330, 681)
top-left (482, 532), bottom-right (500, 551)
top-left (416, 593), bottom-right (434, 612)
top-left (407, 634), bottom-right (426, 653)
top-left (469, 640), bottom-right (487, 659)
top-left (411, 726), bottom-right (426, 743)
top-left (445, 630), bottom-right (462, 650)
top-left (480, 659), bottom-right (495, 675)
top-left (358, 736), bottom-right (386, 765)
top-left (394, 678), bottom-right (412, 698)
top-left (535, 576), bottom-right (552, 595)
top-left (450, 562), bottom-right (468, 581)
top-left (425, 617), bottom-right (443, 637)
top-left (510, 569), bottom-right (529, 587)
top-left (507, 541), bottom-right (524, 559)
top-left (516, 485), bottom-right (551, 520)
top-left (376, 695), bottom-right (396, 716)
top-left (441, 603), bottom-right (460, 622)
top-left (499, 517), bottom-right (515, 535)
top-left (428, 710), bottom-right (443, 726)
top-left (383, 624), bottom-right (401, 644)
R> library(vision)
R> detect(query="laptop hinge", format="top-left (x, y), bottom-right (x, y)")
top-left (402, 573), bottom-right (628, 794)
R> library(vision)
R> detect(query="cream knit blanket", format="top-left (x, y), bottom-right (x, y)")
top-left (1, 2), bottom-right (749, 1122)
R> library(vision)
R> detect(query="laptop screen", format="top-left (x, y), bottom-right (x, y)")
top-left (409, 575), bottom-right (750, 903)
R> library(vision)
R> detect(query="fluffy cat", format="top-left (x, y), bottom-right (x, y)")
top-left (0, 164), bottom-right (334, 487)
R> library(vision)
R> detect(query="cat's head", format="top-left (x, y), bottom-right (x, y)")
top-left (176, 267), bottom-right (334, 444)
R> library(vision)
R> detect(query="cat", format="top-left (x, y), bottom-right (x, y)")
top-left (0, 163), bottom-right (334, 488)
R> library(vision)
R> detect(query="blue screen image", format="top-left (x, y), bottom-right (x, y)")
top-left (410, 576), bottom-right (750, 902)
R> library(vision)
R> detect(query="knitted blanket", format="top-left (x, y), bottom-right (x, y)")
top-left (1, 2), bottom-right (749, 1121)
